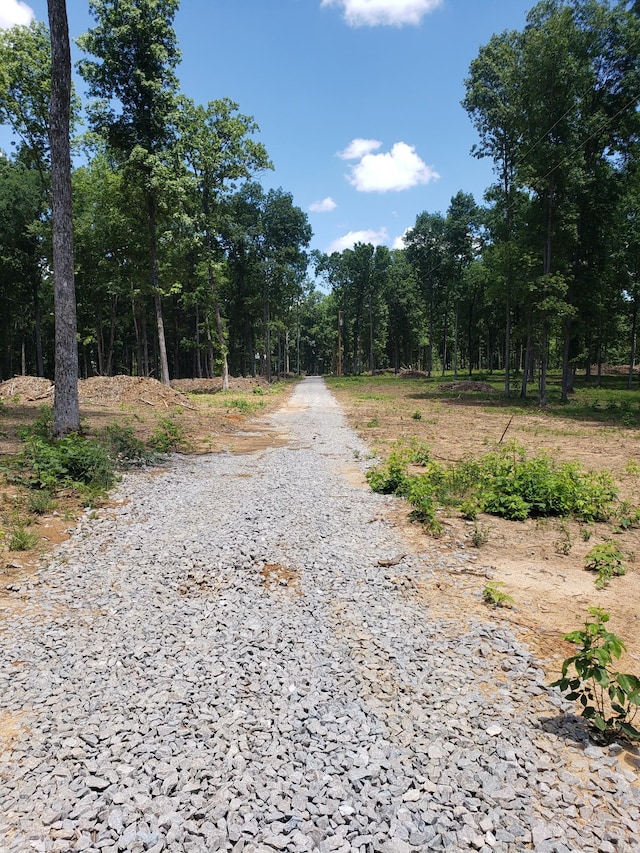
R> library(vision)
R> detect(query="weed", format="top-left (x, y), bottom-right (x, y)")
top-left (100, 423), bottom-right (155, 467)
top-left (580, 525), bottom-right (593, 542)
top-left (551, 607), bottom-right (640, 743)
top-left (554, 522), bottom-right (572, 555)
top-left (27, 490), bottom-right (55, 515)
top-left (471, 523), bottom-right (490, 547)
top-left (585, 542), bottom-right (626, 589)
top-left (366, 417), bottom-right (380, 428)
top-left (9, 525), bottom-right (38, 551)
top-left (482, 581), bottom-right (514, 607)
top-left (411, 410), bottom-right (422, 420)
top-left (624, 459), bottom-right (640, 476)
top-left (612, 501), bottom-right (640, 532)
top-left (149, 417), bottom-right (186, 453)
top-left (16, 433), bottom-right (115, 494)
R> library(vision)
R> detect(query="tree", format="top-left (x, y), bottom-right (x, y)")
top-left (48, 0), bottom-right (79, 435)
top-left (178, 97), bottom-right (272, 389)
top-left (79, 0), bottom-right (183, 385)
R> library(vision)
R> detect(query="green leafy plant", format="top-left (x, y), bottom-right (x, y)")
top-left (411, 410), bottom-right (422, 420)
top-left (554, 522), bottom-right (572, 555)
top-left (27, 490), bottom-right (55, 515)
top-left (551, 607), bottom-right (640, 743)
top-left (149, 417), bottom-right (186, 453)
top-left (482, 581), bottom-right (514, 607)
top-left (8, 524), bottom-right (39, 551)
top-left (16, 433), bottom-right (115, 494)
top-left (585, 542), bottom-right (625, 589)
top-left (100, 423), bottom-right (155, 466)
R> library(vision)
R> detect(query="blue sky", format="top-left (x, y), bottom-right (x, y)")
top-left (1, 0), bottom-right (534, 256)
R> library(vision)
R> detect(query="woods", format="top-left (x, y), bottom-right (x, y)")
top-left (0, 0), bottom-right (639, 403)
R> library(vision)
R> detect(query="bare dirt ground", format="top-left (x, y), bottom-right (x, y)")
top-left (328, 375), bottom-right (640, 681)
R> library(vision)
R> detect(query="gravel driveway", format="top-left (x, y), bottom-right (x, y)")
top-left (1, 377), bottom-right (638, 853)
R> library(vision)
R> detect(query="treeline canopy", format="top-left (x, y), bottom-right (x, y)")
top-left (0, 0), bottom-right (639, 403)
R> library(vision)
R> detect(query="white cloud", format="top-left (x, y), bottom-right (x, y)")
top-left (321, 0), bottom-right (443, 28)
top-left (309, 196), bottom-right (338, 213)
top-left (345, 140), bottom-right (440, 193)
top-left (392, 229), bottom-right (410, 250)
top-left (338, 138), bottom-right (382, 161)
top-left (0, 0), bottom-right (34, 28)
top-left (326, 227), bottom-right (388, 254)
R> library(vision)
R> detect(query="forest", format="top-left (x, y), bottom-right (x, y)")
top-left (1, 0), bottom-right (639, 407)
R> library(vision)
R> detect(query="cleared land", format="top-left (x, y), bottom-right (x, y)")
top-left (326, 371), bottom-right (640, 678)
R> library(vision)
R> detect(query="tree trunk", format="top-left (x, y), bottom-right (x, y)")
top-left (628, 291), bottom-right (638, 391)
top-left (48, 0), bottom-right (79, 436)
top-left (32, 277), bottom-right (44, 377)
top-left (208, 262), bottom-right (229, 390)
top-left (560, 316), bottom-right (572, 403)
top-left (369, 294), bottom-right (375, 375)
top-left (147, 195), bottom-right (170, 385)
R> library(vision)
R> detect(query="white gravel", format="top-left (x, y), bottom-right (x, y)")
top-left (0, 376), bottom-right (638, 853)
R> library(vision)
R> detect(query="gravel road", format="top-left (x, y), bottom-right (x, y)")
top-left (1, 377), bottom-right (639, 853)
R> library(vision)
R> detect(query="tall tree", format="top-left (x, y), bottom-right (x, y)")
top-left (178, 97), bottom-right (272, 389)
top-left (48, 0), bottom-right (79, 434)
top-left (79, 0), bottom-right (182, 385)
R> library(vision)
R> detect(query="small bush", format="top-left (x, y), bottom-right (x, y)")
top-left (585, 542), bottom-right (625, 589)
top-left (149, 417), bottom-right (186, 453)
top-left (482, 581), bottom-right (514, 607)
top-left (9, 525), bottom-right (39, 551)
top-left (16, 433), bottom-right (115, 494)
top-left (100, 423), bottom-right (154, 466)
top-left (551, 607), bottom-right (640, 743)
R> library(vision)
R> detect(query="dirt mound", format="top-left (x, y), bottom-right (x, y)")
top-left (399, 370), bottom-right (429, 379)
top-left (79, 375), bottom-right (190, 407)
top-left (589, 363), bottom-right (640, 376)
top-left (172, 377), bottom-right (268, 394)
top-left (0, 377), bottom-right (54, 402)
top-left (439, 380), bottom-right (498, 393)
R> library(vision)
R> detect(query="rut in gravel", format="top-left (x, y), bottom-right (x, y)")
top-left (0, 377), bottom-right (638, 853)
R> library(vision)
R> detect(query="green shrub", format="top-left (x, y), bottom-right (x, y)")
top-left (585, 542), bottom-right (626, 589)
top-left (17, 433), bottom-right (115, 493)
top-left (551, 607), bottom-right (640, 743)
top-left (149, 417), bottom-right (186, 453)
top-left (100, 423), bottom-right (154, 466)
top-left (8, 525), bottom-right (39, 551)
top-left (482, 581), bottom-right (514, 607)
top-left (27, 490), bottom-right (55, 515)
top-left (474, 444), bottom-right (617, 522)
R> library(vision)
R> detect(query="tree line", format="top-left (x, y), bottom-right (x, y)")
top-left (1, 0), bottom-right (639, 406)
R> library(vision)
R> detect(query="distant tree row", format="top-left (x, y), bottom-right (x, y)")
top-left (1, 0), bottom-right (639, 405)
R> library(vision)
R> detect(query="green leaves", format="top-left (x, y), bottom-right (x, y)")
top-left (584, 541), bottom-right (626, 589)
top-left (552, 608), bottom-right (640, 744)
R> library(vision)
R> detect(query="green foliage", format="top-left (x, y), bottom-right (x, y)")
top-left (17, 433), bottom-right (115, 494)
top-left (365, 439), bottom-right (618, 534)
top-left (613, 501), bottom-right (640, 532)
top-left (27, 490), bottom-right (55, 515)
top-left (585, 542), bottom-right (626, 590)
top-left (551, 608), bottom-right (640, 743)
top-left (411, 410), bottom-right (422, 420)
top-left (225, 397), bottom-right (263, 415)
top-left (8, 524), bottom-right (39, 552)
top-left (473, 444), bottom-right (617, 522)
top-left (100, 423), bottom-right (155, 466)
top-left (149, 417), bottom-right (186, 453)
top-left (482, 581), bottom-right (514, 607)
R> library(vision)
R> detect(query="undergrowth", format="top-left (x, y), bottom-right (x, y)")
top-left (366, 439), bottom-right (621, 532)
